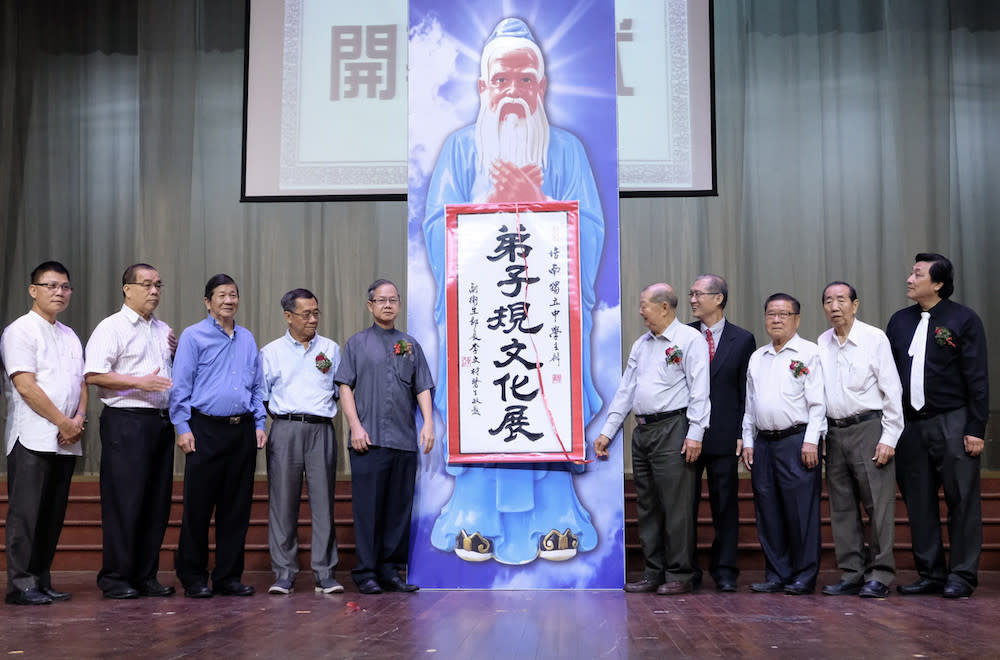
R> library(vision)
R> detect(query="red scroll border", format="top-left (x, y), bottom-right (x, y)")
top-left (445, 201), bottom-right (585, 463)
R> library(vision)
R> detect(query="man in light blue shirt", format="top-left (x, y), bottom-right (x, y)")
top-left (169, 274), bottom-right (267, 598)
top-left (260, 288), bottom-right (342, 596)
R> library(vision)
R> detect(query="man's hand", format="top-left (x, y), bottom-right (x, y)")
top-left (742, 447), bottom-right (754, 471)
top-left (135, 368), bottom-right (172, 392)
top-left (594, 434), bottom-right (611, 458)
top-left (736, 438), bottom-right (743, 456)
top-left (965, 435), bottom-right (985, 457)
top-left (167, 328), bottom-right (178, 356)
top-left (351, 425), bottom-right (372, 453)
top-left (682, 438), bottom-right (702, 463)
top-left (177, 432), bottom-right (196, 454)
top-left (419, 423), bottom-right (435, 454)
top-left (872, 442), bottom-right (895, 466)
top-left (801, 442), bottom-right (819, 468)
top-left (57, 414), bottom-right (85, 446)
top-left (487, 160), bottom-right (544, 202)
top-left (256, 429), bottom-right (267, 449)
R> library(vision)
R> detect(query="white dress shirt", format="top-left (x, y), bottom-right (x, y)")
top-left (84, 304), bottom-right (173, 409)
top-left (742, 333), bottom-right (825, 450)
top-left (818, 319), bottom-right (904, 448)
top-left (1, 311), bottom-right (84, 456)
top-left (700, 317), bottom-right (726, 344)
top-left (601, 317), bottom-right (711, 442)
top-left (261, 331), bottom-right (341, 418)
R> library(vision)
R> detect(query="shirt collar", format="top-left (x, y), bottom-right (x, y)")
top-left (701, 317), bottom-right (726, 336)
top-left (648, 317), bottom-right (682, 341)
top-left (282, 329), bottom-right (315, 350)
top-left (765, 332), bottom-right (802, 356)
top-left (121, 303), bottom-right (154, 325)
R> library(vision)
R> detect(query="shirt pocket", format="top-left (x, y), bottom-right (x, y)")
top-left (844, 363), bottom-right (875, 395)
top-left (780, 370), bottom-right (805, 399)
top-left (660, 361), bottom-right (686, 389)
top-left (393, 354), bottom-right (415, 386)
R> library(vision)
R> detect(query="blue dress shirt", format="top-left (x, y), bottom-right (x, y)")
top-left (169, 316), bottom-right (266, 434)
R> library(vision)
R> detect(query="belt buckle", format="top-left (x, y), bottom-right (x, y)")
top-left (228, 415), bottom-right (241, 425)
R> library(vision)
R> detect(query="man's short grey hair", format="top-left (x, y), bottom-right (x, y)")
top-left (280, 288), bottom-right (316, 313)
top-left (367, 279), bottom-right (398, 300)
top-left (645, 283), bottom-right (678, 309)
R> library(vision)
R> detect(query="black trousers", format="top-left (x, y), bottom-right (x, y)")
top-left (5, 441), bottom-right (76, 594)
top-left (692, 451), bottom-right (741, 583)
top-left (97, 407), bottom-right (175, 591)
top-left (348, 446), bottom-right (416, 584)
top-left (632, 415), bottom-right (697, 583)
top-left (175, 414), bottom-right (256, 588)
top-left (750, 431), bottom-right (822, 587)
top-left (896, 407), bottom-right (981, 588)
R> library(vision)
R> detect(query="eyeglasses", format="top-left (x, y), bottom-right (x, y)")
top-left (370, 297), bottom-right (400, 306)
top-left (765, 311), bottom-right (799, 320)
top-left (128, 281), bottom-right (165, 290)
top-left (33, 282), bottom-right (73, 293)
top-left (689, 290), bottom-right (720, 298)
top-left (291, 310), bottom-right (321, 320)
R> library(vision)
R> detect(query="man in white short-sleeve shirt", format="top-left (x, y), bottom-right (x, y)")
top-left (85, 263), bottom-right (177, 600)
top-left (2, 261), bottom-right (86, 606)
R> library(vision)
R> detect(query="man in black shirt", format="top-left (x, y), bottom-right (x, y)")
top-left (886, 253), bottom-right (988, 599)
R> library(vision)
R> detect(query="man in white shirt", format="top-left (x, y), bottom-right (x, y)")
top-left (261, 289), bottom-right (343, 596)
top-left (742, 293), bottom-right (825, 595)
top-left (596, 283), bottom-right (710, 595)
top-left (2, 261), bottom-right (86, 606)
top-left (85, 263), bottom-right (176, 600)
top-left (817, 281), bottom-right (903, 599)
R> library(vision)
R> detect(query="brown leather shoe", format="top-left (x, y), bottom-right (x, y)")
top-left (656, 580), bottom-right (692, 595)
top-left (623, 578), bottom-right (660, 593)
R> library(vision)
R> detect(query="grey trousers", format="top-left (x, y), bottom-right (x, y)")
top-left (266, 419), bottom-right (339, 583)
top-left (631, 414), bottom-right (697, 583)
top-left (825, 415), bottom-right (896, 585)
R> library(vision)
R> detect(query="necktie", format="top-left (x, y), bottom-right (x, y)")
top-left (908, 311), bottom-right (930, 410)
top-left (705, 328), bottom-right (715, 362)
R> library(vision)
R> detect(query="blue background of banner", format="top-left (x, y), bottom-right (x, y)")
top-left (406, 0), bottom-right (623, 588)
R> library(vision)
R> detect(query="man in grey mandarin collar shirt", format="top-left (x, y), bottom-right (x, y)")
top-left (596, 283), bottom-right (710, 595)
top-left (817, 281), bottom-right (902, 599)
top-left (742, 293), bottom-right (825, 595)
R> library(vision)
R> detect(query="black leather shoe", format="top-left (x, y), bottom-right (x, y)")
top-left (40, 586), bottom-right (72, 601)
top-left (896, 578), bottom-right (943, 595)
top-left (822, 580), bottom-right (863, 596)
top-left (213, 581), bottom-right (255, 597)
top-left (357, 579), bottom-right (383, 595)
top-left (715, 580), bottom-right (738, 593)
top-left (137, 579), bottom-right (176, 597)
top-left (784, 581), bottom-right (814, 595)
top-left (750, 581), bottom-right (785, 593)
top-left (103, 585), bottom-right (140, 600)
top-left (858, 580), bottom-right (889, 598)
top-left (184, 583), bottom-right (213, 599)
top-left (942, 579), bottom-right (974, 599)
top-left (623, 578), bottom-right (661, 593)
top-left (381, 576), bottom-right (419, 593)
top-left (5, 587), bottom-right (53, 606)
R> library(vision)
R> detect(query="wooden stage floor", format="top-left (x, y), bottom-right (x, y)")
top-left (4, 570), bottom-right (997, 659)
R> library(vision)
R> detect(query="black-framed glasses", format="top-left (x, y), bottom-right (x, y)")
top-left (32, 282), bottom-right (73, 292)
top-left (765, 311), bottom-right (799, 319)
top-left (688, 290), bottom-right (720, 298)
top-left (127, 280), bottom-right (165, 290)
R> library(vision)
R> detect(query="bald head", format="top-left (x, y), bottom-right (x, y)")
top-left (639, 283), bottom-right (678, 335)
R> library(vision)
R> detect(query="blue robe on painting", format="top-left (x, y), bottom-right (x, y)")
top-left (423, 124), bottom-right (603, 564)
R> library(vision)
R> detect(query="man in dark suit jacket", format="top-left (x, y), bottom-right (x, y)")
top-left (688, 274), bottom-right (756, 591)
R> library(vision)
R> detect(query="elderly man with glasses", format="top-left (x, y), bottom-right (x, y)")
top-left (260, 288), bottom-right (343, 596)
top-left (742, 293), bottom-right (826, 595)
top-left (335, 279), bottom-right (435, 595)
top-left (84, 263), bottom-right (177, 600)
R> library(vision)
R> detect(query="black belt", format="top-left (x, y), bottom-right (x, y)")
top-left (115, 407), bottom-right (170, 419)
top-left (273, 413), bottom-right (332, 425)
top-left (827, 410), bottom-right (881, 428)
top-left (635, 408), bottom-right (686, 426)
top-left (905, 406), bottom-right (960, 421)
top-left (757, 423), bottom-right (808, 440)
top-left (192, 408), bottom-right (252, 425)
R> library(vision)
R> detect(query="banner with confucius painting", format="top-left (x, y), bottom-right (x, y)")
top-left (446, 202), bottom-right (585, 463)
